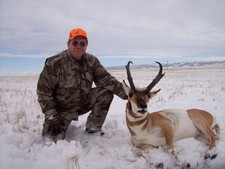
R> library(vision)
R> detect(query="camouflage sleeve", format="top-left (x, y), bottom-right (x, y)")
top-left (37, 59), bottom-right (59, 117)
top-left (92, 58), bottom-right (127, 100)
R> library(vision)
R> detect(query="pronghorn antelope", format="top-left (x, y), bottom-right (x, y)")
top-left (123, 61), bottom-right (220, 167)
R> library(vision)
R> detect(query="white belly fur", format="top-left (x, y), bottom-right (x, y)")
top-left (162, 109), bottom-right (200, 140)
top-left (131, 109), bottom-right (201, 147)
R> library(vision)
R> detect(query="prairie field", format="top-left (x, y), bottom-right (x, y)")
top-left (0, 68), bottom-right (225, 169)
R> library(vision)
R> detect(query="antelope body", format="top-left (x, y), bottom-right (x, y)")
top-left (123, 61), bottom-right (220, 166)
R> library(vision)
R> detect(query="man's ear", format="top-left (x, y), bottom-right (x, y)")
top-left (67, 41), bottom-right (70, 47)
top-left (86, 39), bottom-right (88, 46)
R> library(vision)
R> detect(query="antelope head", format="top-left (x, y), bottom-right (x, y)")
top-left (123, 61), bottom-right (165, 115)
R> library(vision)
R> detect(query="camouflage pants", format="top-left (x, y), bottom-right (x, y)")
top-left (42, 87), bottom-right (114, 140)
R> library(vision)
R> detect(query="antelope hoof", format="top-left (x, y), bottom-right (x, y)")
top-left (186, 163), bottom-right (191, 168)
top-left (211, 154), bottom-right (218, 159)
top-left (155, 162), bottom-right (164, 169)
top-left (204, 153), bottom-right (218, 160)
top-left (178, 163), bottom-right (191, 169)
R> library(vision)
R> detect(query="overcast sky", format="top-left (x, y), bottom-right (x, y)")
top-left (0, 0), bottom-right (225, 63)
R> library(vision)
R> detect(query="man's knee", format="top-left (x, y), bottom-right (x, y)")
top-left (102, 88), bottom-right (114, 102)
top-left (96, 88), bottom-right (114, 104)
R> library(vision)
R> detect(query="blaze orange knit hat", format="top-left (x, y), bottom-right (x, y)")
top-left (68, 28), bottom-right (87, 40)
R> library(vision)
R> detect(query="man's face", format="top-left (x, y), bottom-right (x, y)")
top-left (67, 36), bottom-right (88, 60)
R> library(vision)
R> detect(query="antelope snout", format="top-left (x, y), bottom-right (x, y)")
top-left (137, 98), bottom-right (147, 109)
top-left (138, 103), bottom-right (147, 109)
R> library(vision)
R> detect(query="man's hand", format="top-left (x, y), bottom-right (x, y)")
top-left (47, 114), bottom-right (65, 136)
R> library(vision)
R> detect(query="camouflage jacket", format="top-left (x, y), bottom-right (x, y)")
top-left (37, 50), bottom-right (126, 119)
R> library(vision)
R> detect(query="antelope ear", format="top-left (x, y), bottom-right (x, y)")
top-left (123, 80), bottom-right (130, 96)
top-left (149, 89), bottom-right (161, 98)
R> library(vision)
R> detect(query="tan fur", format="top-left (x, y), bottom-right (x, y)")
top-left (123, 61), bottom-right (220, 165)
top-left (126, 105), bottom-right (219, 149)
top-left (125, 100), bottom-right (220, 165)
top-left (187, 109), bottom-right (219, 148)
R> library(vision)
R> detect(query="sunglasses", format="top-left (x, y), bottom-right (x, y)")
top-left (72, 41), bottom-right (86, 47)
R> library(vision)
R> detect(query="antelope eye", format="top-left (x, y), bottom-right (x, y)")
top-left (129, 92), bottom-right (133, 98)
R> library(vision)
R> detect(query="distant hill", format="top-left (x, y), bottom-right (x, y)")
top-left (106, 60), bottom-right (225, 70)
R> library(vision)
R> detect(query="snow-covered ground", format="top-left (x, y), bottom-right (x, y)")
top-left (0, 68), bottom-right (225, 169)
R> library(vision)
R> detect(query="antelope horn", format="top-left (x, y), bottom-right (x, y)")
top-left (146, 61), bottom-right (165, 91)
top-left (125, 61), bottom-right (135, 90)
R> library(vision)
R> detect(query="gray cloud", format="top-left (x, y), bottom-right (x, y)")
top-left (0, 0), bottom-right (224, 61)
